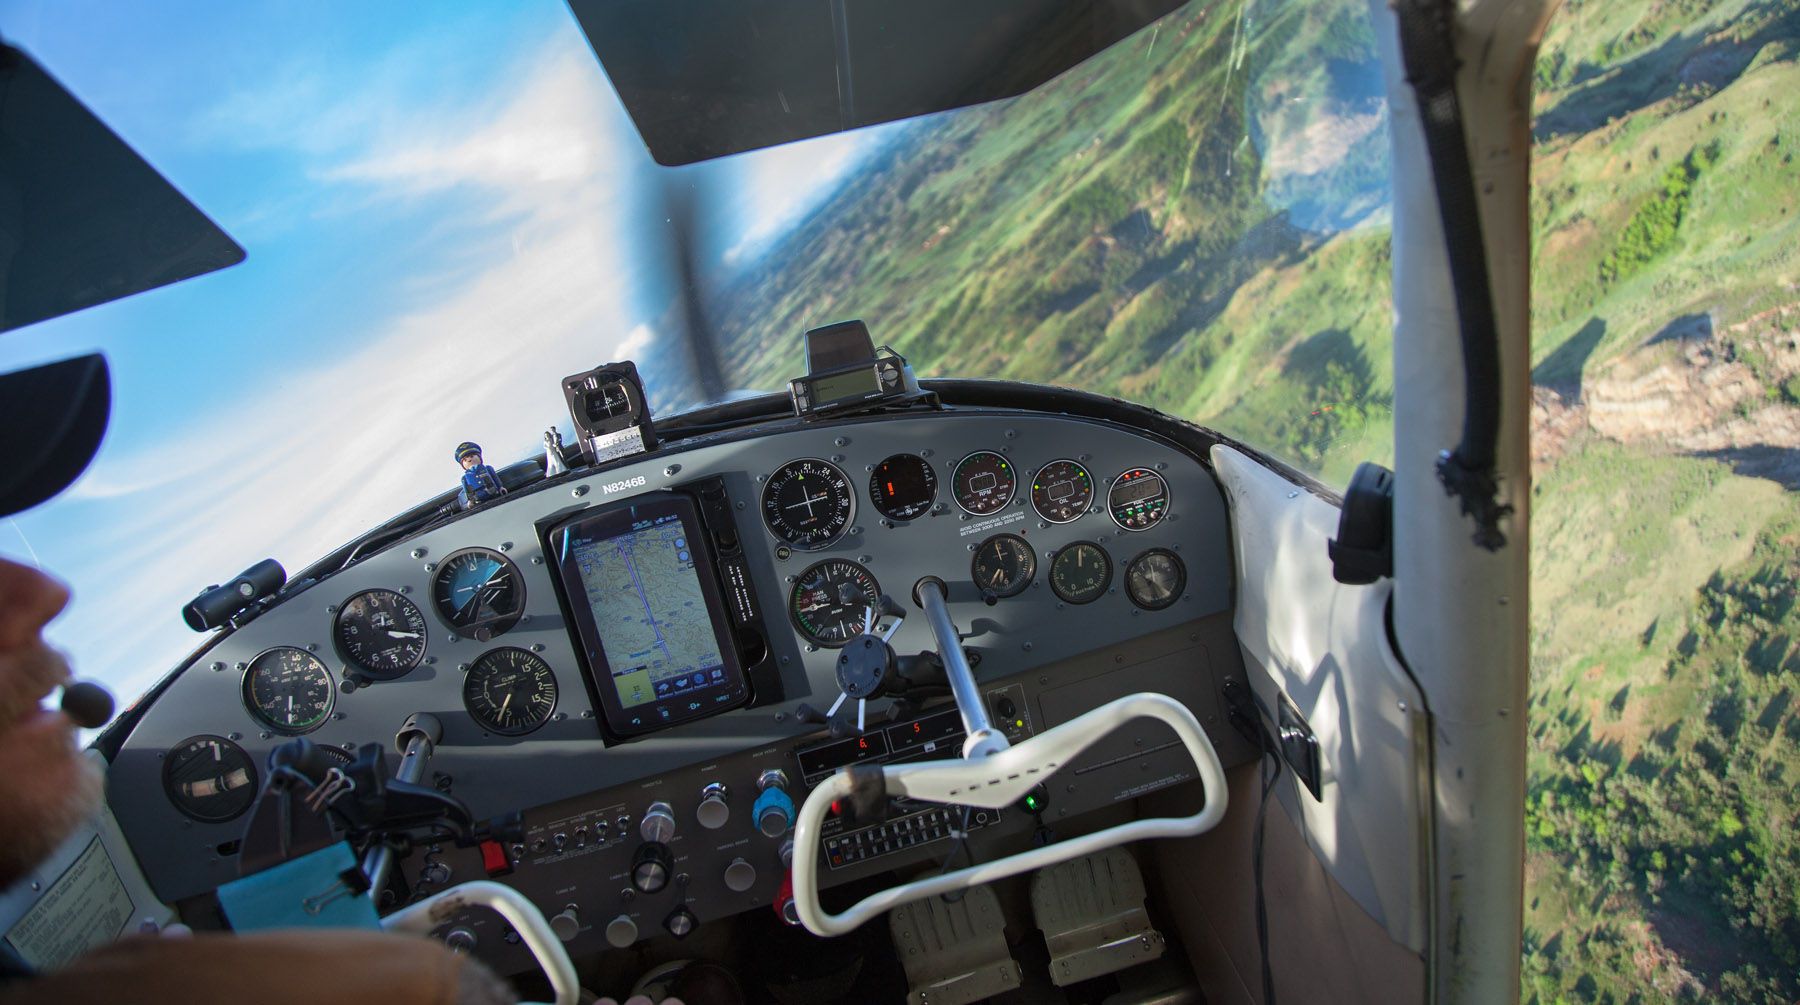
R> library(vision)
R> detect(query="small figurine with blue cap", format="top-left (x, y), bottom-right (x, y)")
top-left (455, 441), bottom-right (505, 508)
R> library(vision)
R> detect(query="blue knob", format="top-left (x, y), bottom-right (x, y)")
top-left (753, 786), bottom-right (795, 838)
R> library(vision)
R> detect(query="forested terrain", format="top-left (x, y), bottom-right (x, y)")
top-left (712, 0), bottom-right (1800, 999)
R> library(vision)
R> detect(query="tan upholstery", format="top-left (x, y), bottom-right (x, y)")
top-left (1149, 763), bottom-right (1427, 1005)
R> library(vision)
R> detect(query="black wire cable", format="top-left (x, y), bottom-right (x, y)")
top-left (1251, 741), bottom-right (1284, 1005)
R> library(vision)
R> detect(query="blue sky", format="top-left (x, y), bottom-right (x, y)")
top-left (0, 0), bottom-right (878, 706)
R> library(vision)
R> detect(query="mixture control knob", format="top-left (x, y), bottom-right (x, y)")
top-left (724, 857), bottom-right (757, 893)
top-left (753, 786), bottom-right (794, 838)
top-left (640, 802), bottom-right (676, 844)
top-left (663, 906), bottom-right (698, 939)
top-left (696, 783), bottom-right (730, 830)
top-left (631, 841), bottom-right (674, 894)
top-left (444, 928), bottom-right (477, 954)
top-left (550, 905), bottom-right (580, 943)
top-left (605, 914), bottom-right (638, 949)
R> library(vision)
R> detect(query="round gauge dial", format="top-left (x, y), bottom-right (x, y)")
top-left (334, 589), bottom-right (427, 679)
top-left (163, 735), bottom-right (259, 823)
top-left (971, 534), bottom-right (1037, 598)
top-left (951, 450), bottom-right (1017, 516)
top-left (242, 647), bottom-right (335, 734)
top-left (1108, 467), bottom-right (1171, 531)
top-left (1050, 541), bottom-right (1112, 605)
top-left (1125, 549), bottom-right (1186, 610)
top-left (1031, 459), bottom-right (1095, 524)
top-left (762, 459), bottom-right (855, 550)
top-left (790, 559), bottom-right (882, 648)
top-left (463, 647), bottom-right (558, 736)
top-left (869, 453), bottom-right (938, 522)
top-left (431, 548), bottom-right (525, 641)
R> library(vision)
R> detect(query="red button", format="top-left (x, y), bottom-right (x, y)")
top-left (479, 839), bottom-right (512, 877)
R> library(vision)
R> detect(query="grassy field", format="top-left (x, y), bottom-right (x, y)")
top-left (712, 0), bottom-right (1800, 999)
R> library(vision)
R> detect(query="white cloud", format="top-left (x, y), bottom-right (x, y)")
top-left (20, 31), bottom-right (665, 707)
top-left (717, 130), bottom-right (879, 265)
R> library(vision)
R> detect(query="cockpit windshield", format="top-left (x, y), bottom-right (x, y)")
top-left (0, 0), bottom-right (1390, 708)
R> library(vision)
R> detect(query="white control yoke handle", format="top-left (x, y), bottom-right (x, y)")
top-left (790, 691), bottom-right (1230, 936)
top-left (383, 880), bottom-right (579, 1005)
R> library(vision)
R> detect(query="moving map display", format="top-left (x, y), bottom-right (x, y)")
top-left (570, 512), bottom-right (727, 709)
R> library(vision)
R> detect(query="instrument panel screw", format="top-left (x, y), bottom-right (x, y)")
top-left (499, 541), bottom-right (513, 552)
top-left (325, 606), bottom-right (337, 614)
top-left (399, 584), bottom-right (411, 594)
top-left (458, 664), bottom-right (471, 673)
top-left (664, 464), bottom-right (681, 477)
top-left (424, 562), bottom-right (435, 573)
top-left (228, 732), bottom-right (241, 741)
top-left (307, 643), bottom-right (319, 652)
top-left (425, 656), bottom-right (437, 665)
top-left (581, 709), bottom-right (594, 718)
top-left (447, 634), bottom-right (459, 643)
top-left (531, 643), bottom-right (545, 653)
top-left (531, 556), bottom-right (543, 565)
top-left (834, 437), bottom-right (849, 447)
top-left (553, 712), bottom-right (566, 722)
top-left (260, 731), bottom-right (271, 739)
top-left (1021, 642), bottom-right (1033, 652)
top-left (1004, 429), bottom-right (1017, 439)
top-left (411, 548), bottom-right (427, 559)
top-left (736, 500), bottom-right (747, 510)
top-left (235, 662), bottom-right (247, 671)
top-left (211, 662), bottom-right (224, 672)
top-left (1156, 462), bottom-right (1167, 470)
top-left (572, 485), bottom-right (589, 498)
top-left (775, 711), bottom-right (788, 722)
top-left (333, 712), bottom-right (345, 721)
top-left (830, 454), bottom-right (844, 463)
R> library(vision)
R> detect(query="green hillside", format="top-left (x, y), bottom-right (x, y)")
top-left (712, 0), bottom-right (1800, 999)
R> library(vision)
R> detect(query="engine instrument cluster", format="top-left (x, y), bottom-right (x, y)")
top-left (110, 407), bottom-right (1237, 924)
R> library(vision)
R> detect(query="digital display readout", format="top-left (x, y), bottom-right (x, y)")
top-left (885, 709), bottom-right (963, 752)
top-left (796, 730), bottom-right (890, 781)
top-left (809, 366), bottom-right (880, 403)
top-left (1112, 476), bottom-right (1163, 504)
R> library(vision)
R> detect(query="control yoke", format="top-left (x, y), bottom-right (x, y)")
top-left (787, 581), bottom-right (1232, 937)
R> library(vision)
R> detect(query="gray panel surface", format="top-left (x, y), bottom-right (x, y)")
top-left (107, 408), bottom-right (1232, 902)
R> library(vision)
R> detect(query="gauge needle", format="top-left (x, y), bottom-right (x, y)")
top-left (386, 630), bottom-right (421, 639)
top-left (991, 568), bottom-right (1004, 587)
top-left (499, 692), bottom-right (514, 722)
top-left (286, 694), bottom-right (294, 721)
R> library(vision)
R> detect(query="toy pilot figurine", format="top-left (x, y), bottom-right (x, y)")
top-left (454, 441), bottom-right (505, 507)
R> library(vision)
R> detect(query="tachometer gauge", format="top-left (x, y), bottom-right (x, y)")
top-left (463, 648), bottom-right (558, 736)
top-left (790, 559), bottom-right (881, 647)
top-left (242, 647), bottom-right (335, 734)
top-left (763, 459), bottom-right (855, 549)
top-left (334, 589), bottom-right (427, 679)
top-left (951, 450), bottom-right (1016, 516)
top-left (1049, 541), bottom-right (1111, 604)
top-left (163, 735), bottom-right (258, 823)
top-left (869, 453), bottom-right (938, 521)
top-left (971, 533), bottom-right (1036, 598)
top-left (1125, 549), bottom-right (1186, 610)
top-left (1030, 459), bottom-right (1094, 524)
top-left (432, 548), bottom-right (525, 641)
top-left (1107, 467), bottom-right (1170, 531)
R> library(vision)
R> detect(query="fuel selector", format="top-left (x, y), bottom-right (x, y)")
top-left (753, 769), bottom-right (794, 838)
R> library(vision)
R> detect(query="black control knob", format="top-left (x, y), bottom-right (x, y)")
top-left (631, 841), bottom-right (673, 894)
